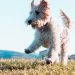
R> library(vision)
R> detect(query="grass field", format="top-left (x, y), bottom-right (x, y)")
top-left (0, 59), bottom-right (75, 75)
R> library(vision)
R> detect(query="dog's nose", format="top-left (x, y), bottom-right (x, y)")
top-left (28, 20), bottom-right (32, 24)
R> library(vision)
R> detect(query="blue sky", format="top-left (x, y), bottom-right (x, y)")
top-left (0, 0), bottom-right (75, 55)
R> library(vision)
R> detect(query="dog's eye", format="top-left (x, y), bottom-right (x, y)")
top-left (35, 10), bottom-right (40, 15)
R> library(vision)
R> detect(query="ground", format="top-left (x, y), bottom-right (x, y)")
top-left (0, 59), bottom-right (75, 75)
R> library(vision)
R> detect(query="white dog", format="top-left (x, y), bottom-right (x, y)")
top-left (25, 0), bottom-right (72, 65)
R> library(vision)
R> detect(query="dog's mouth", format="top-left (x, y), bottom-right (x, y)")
top-left (31, 21), bottom-right (40, 28)
top-left (32, 24), bottom-right (36, 28)
top-left (32, 25), bottom-right (43, 30)
top-left (31, 24), bottom-right (36, 29)
top-left (31, 21), bottom-right (46, 29)
top-left (31, 24), bottom-right (39, 29)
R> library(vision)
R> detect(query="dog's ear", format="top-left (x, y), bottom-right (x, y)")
top-left (31, 0), bottom-right (35, 8)
top-left (40, 0), bottom-right (48, 7)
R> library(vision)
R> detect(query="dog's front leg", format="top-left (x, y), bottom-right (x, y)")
top-left (46, 34), bottom-right (61, 64)
top-left (25, 39), bottom-right (42, 54)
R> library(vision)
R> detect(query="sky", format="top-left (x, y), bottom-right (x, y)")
top-left (0, 0), bottom-right (75, 55)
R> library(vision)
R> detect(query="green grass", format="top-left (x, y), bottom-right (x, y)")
top-left (0, 59), bottom-right (75, 75)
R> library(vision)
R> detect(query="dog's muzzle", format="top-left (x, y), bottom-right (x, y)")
top-left (27, 20), bottom-right (32, 24)
top-left (27, 20), bottom-right (36, 27)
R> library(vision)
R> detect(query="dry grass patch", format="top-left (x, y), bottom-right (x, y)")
top-left (0, 59), bottom-right (75, 75)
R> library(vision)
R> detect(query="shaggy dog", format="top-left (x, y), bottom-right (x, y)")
top-left (25, 0), bottom-right (72, 65)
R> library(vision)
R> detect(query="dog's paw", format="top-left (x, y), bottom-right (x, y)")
top-left (24, 49), bottom-right (32, 54)
top-left (45, 58), bottom-right (52, 64)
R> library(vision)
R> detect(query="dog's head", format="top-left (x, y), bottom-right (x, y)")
top-left (26, 0), bottom-right (51, 29)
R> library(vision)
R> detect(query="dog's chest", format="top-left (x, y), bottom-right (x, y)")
top-left (40, 31), bottom-right (52, 48)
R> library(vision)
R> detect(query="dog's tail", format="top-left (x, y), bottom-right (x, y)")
top-left (60, 10), bottom-right (73, 29)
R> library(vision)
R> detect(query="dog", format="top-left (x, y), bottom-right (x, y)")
top-left (25, 0), bottom-right (72, 65)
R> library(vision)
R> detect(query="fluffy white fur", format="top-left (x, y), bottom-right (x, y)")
top-left (25, 0), bottom-right (72, 65)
